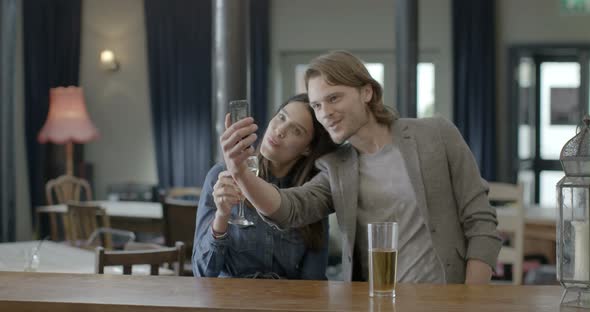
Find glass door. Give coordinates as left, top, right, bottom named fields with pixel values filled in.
left=511, top=46, right=590, bottom=208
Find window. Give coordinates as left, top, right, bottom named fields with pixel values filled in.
left=417, top=63, right=435, bottom=118
left=510, top=46, right=590, bottom=208
left=539, top=62, right=579, bottom=160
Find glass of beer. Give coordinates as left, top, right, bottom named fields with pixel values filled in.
left=368, top=222, right=398, bottom=298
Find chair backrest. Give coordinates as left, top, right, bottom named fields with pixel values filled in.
left=45, top=175, right=93, bottom=205
left=489, top=182, right=524, bottom=232
left=95, top=241, right=185, bottom=276
left=488, top=182, right=524, bottom=285
left=162, top=198, right=198, bottom=257
left=65, top=203, right=113, bottom=249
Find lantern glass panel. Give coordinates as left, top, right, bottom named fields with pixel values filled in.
left=558, top=177, right=590, bottom=288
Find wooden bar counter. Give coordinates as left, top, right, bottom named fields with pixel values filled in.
left=0, top=271, right=575, bottom=311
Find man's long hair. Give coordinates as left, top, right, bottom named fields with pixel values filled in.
left=304, top=50, right=398, bottom=126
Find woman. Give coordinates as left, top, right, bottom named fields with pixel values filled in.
left=193, top=93, right=338, bottom=279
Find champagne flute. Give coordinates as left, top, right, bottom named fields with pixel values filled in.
left=228, top=155, right=258, bottom=227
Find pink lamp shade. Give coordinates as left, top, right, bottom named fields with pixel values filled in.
left=37, top=87, right=99, bottom=144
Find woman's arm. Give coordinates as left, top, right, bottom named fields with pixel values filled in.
left=192, top=164, right=235, bottom=277
left=437, top=117, right=501, bottom=283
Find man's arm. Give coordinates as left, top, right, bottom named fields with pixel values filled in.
left=220, top=114, right=333, bottom=228
left=234, top=169, right=282, bottom=217
left=437, top=117, right=502, bottom=283
left=262, top=169, right=333, bottom=229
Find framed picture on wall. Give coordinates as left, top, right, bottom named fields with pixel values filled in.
left=550, top=87, right=578, bottom=125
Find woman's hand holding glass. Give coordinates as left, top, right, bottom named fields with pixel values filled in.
left=213, top=171, right=241, bottom=220
left=214, top=165, right=259, bottom=228
left=219, top=114, right=261, bottom=227
left=228, top=156, right=258, bottom=226
left=220, top=114, right=258, bottom=177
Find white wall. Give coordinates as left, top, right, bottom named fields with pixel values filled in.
left=496, top=0, right=590, bottom=181
left=76, top=0, right=453, bottom=201
left=75, top=0, right=590, bottom=196
left=498, top=0, right=590, bottom=43
left=80, top=0, right=157, bottom=200
left=269, top=0, right=453, bottom=119
left=77, top=0, right=453, bottom=199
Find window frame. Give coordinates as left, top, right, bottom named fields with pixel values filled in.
left=279, top=50, right=439, bottom=116
left=509, top=44, right=590, bottom=206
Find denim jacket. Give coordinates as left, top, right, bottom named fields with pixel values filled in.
left=192, top=163, right=329, bottom=279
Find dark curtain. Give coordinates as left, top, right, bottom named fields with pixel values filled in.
left=250, top=0, right=270, bottom=134
left=144, top=0, right=212, bottom=189
left=0, top=0, right=17, bottom=242
left=452, top=0, right=496, bottom=181
left=23, top=0, right=81, bottom=213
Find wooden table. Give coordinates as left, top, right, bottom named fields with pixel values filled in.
left=0, top=241, right=97, bottom=274
left=36, top=201, right=163, bottom=238
left=0, top=241, right=172, bottom=275
left=0, top=272, right=574, bottom=312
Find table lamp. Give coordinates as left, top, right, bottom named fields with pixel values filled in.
left=37, top=87, right=99, bottom=176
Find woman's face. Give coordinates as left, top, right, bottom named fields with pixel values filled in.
left=260, top=101, right=315, bottom=167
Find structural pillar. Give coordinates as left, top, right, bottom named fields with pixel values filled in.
left=212, top=0, right=250, bottom=162
left=395, top=0, right=418, bottom=118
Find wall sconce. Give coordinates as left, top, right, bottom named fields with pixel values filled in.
left=100, top=50, right=119, bottom=71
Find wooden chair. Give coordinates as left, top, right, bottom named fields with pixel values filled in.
left=95, top=241, right=185, bottom=276
left=44, top=175, right=93, bottom=240
left=489, top=182, right=524, bottom=285
left=65, top=203, right=113, bottom=250
left=64, top=203, right=135, bottom=250
left=162, top=198, right=198, bottom=275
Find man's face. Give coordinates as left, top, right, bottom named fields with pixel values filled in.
left=308, top=76, right=372, bottom=144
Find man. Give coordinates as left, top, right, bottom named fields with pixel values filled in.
left=220, top=50, right=501, bottom=284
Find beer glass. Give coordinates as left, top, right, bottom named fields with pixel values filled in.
left=368, top=222, right=398, bottom=297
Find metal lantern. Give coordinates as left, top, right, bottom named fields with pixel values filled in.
left=558, top=115, right=590, bottom=308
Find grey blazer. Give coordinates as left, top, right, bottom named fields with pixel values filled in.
left=266, top=117, right=502, bottom=283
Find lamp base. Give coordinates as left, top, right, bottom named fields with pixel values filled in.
left=561, top=286, right=590, bottom=309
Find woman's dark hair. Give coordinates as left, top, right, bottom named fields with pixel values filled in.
left=256, top=93, right=339, bottom=250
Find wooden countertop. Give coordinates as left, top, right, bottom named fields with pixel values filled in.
left=0, top=272, right=576, bottom=312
